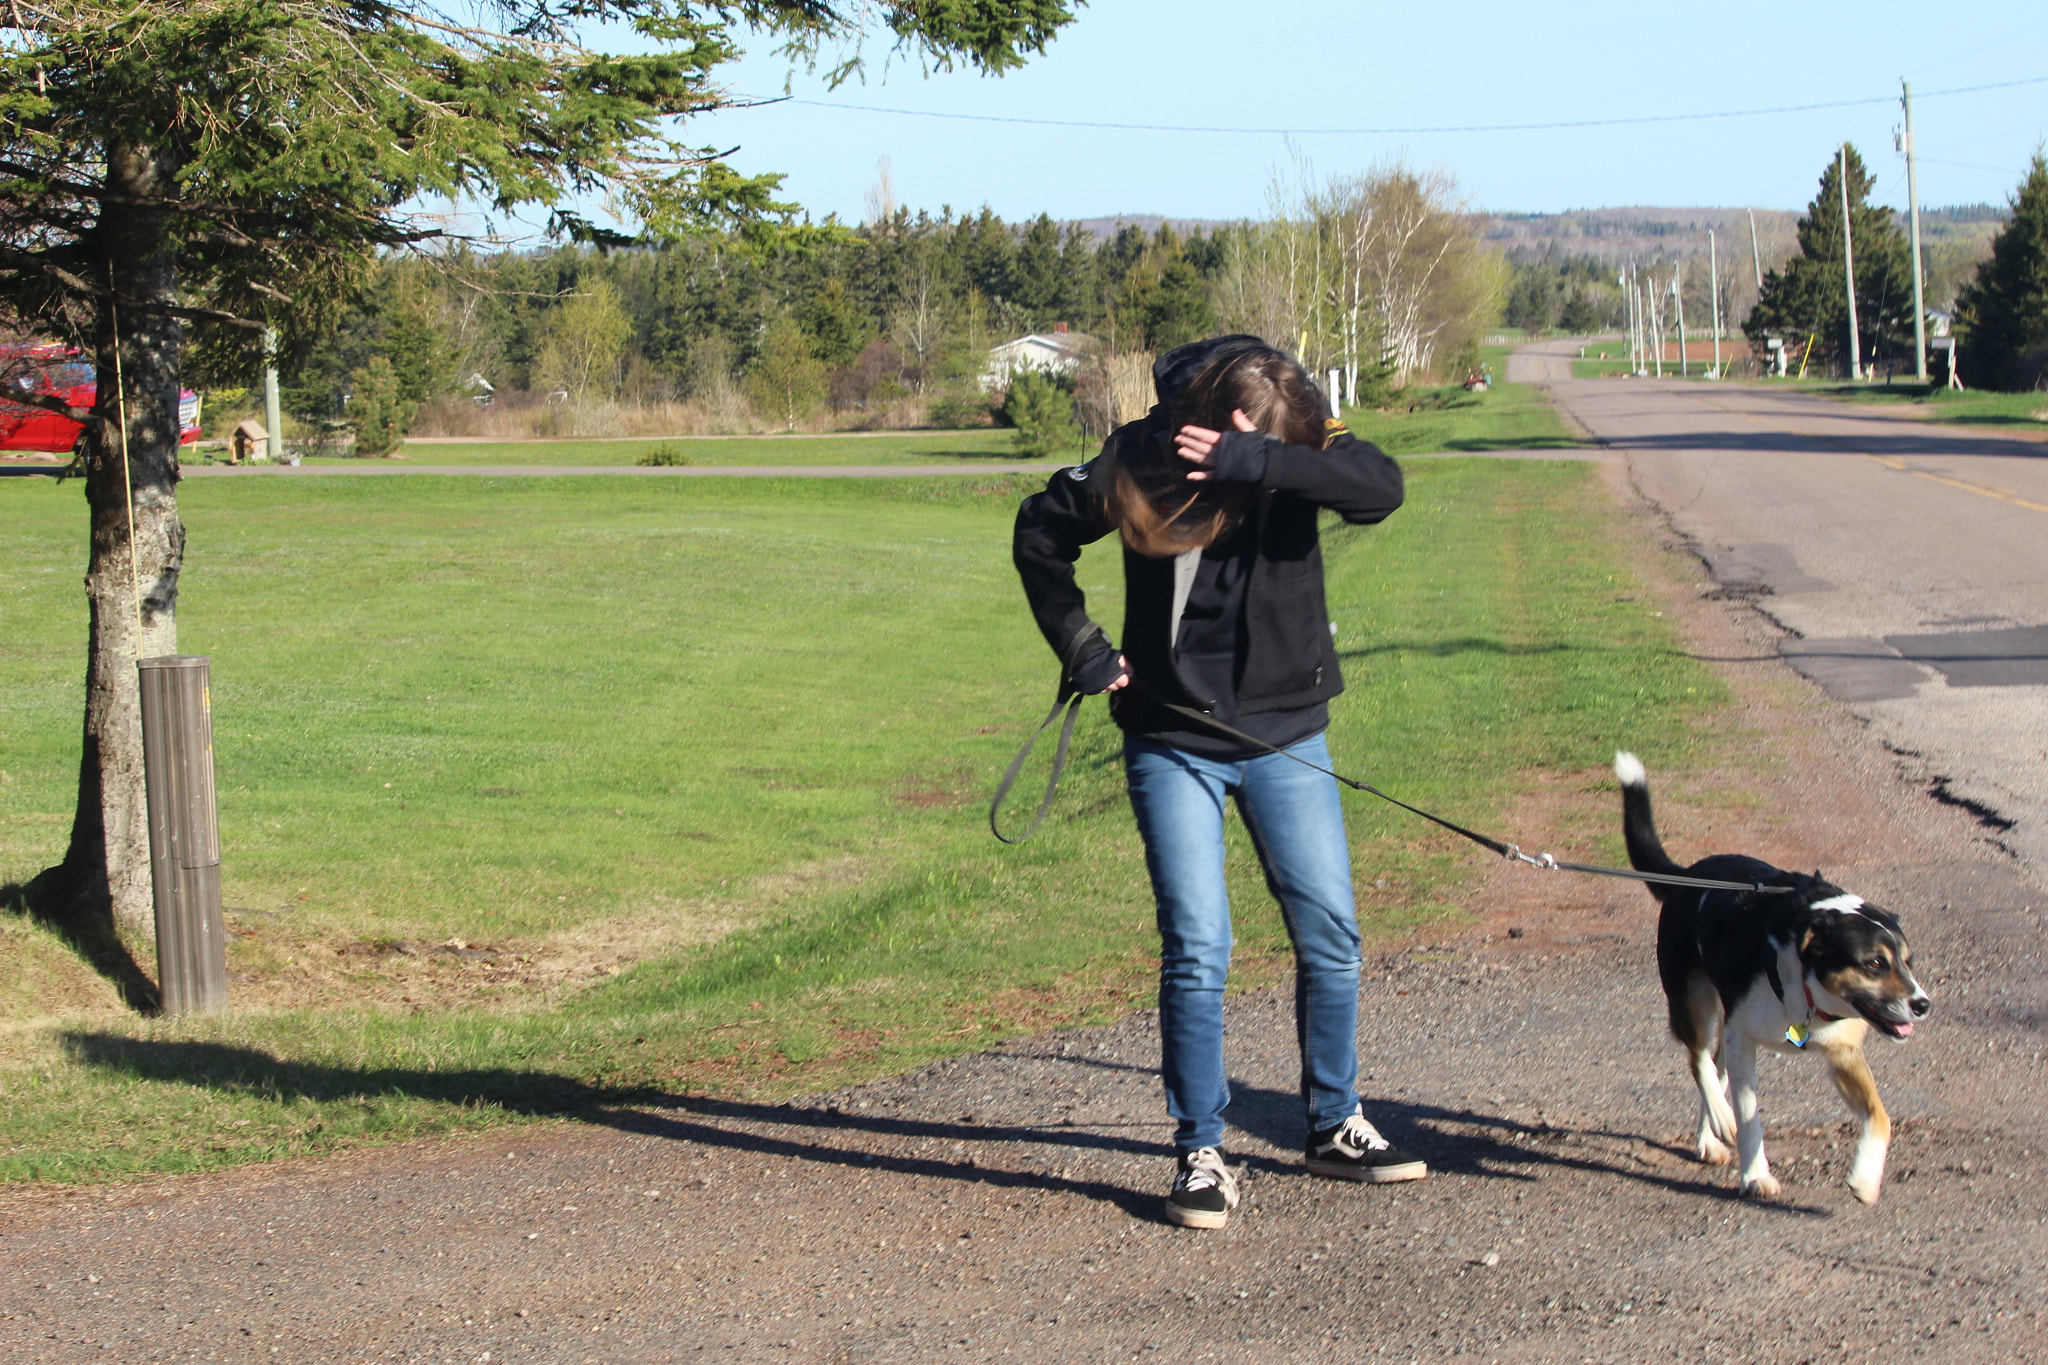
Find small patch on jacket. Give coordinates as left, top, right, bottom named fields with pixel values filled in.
left=1324, top=417, right=1349, bottom=437
left=1067, top=460, right=1092, bottom=481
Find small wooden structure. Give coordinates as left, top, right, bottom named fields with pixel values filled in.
left=229, top=417, right=268, bottom=464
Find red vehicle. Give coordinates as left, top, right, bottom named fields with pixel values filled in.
left=0, top=343, right=202, bottom=454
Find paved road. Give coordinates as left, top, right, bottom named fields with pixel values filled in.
left=1514, top=339, right=2048, bottom=876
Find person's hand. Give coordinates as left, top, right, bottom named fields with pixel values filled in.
left=1073, top=651, right=1131, bottom=694
left=1173, top=409, right=1260, bottom=480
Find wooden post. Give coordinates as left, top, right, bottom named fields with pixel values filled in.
left=137, top=655, right=227, bottom=1014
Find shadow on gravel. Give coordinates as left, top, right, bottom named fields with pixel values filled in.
left=1226, top=1077, right=1829, bottom=1215
left=59, top=1034, right=1171, bottom=1219
left=62, top=1035, right=1830, bottom=1217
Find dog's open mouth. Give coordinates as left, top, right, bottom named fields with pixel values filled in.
left=1863, top=1009, right=1915, bottom=1039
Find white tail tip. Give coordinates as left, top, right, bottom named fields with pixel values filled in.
left=1614, top=751, right=1646, bottom=787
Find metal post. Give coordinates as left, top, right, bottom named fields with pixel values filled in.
left=1709, top=231, right=1723, bottom=379
left=1903, top=79, right=1929, bottom=382
left=1648, top=280, right=1663, bottom=378
left=1673, top=267, right=1689, bottom=377
left=263, top=328, right=284, bottom=465
left=1748, top=209, right=1766, bottom=302
left=138, top=656, right=227, bottom=1014
left=1840, top=144, right=1862, bottom=380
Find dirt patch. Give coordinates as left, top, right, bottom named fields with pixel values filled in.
left=188, top=855, right=883, bottom=1017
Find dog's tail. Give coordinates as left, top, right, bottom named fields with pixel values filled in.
left=1614, top=751, right=1683, bottom=878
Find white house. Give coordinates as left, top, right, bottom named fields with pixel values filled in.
left=983, top=324, right=1095, bottom=392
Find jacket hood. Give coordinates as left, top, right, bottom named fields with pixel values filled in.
left=1151, top=334, right=1268, bottom=406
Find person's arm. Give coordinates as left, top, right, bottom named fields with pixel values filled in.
left=1012, top=465, right=1130, bottom=693
left=1175, top=412, right=1404, bottom=526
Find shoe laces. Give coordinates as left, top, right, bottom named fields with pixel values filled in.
left=1176, top=1147, right=1240, bottom=1208
left=1334, top=1113, right=1391, bottom=1154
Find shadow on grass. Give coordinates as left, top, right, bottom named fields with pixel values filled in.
left=56, top=1033, right=1825, bottom=1216
left=1338, top=638, right=1779, bottom=665
left=3, top=869, right=160, bottom=1013
left=1438, top=436, right=1588, bottom=452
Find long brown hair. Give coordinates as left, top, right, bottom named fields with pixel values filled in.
left=1110, top=344, right=1328, bottom=557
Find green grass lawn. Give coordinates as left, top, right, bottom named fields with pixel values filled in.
left=1339, top=349, right=1580, bottom=454
left=0, top=456, right=1718, bottom=1183
left=1793, top=380, right=2048, bottom=434
left=349, top=429, right=1052, bottom=467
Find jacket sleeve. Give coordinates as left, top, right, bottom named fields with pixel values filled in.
left=1221, top=429, right=1405, bottom=526
left=1013, top=463, right=1118, bottom=670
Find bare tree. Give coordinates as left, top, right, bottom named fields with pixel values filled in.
left=1219, top=157, right=1495, bottom=390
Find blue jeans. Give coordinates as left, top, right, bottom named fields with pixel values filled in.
left=1124, top=733, right=1363, bottom=1154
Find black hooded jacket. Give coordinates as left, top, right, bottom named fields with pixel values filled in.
left=1011, top=336, right=1405, bottom=737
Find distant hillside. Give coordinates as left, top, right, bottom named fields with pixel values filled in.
left=1480, top=207, right=1803, bottom=267
left=1067, top=204, right=2004, bottom=309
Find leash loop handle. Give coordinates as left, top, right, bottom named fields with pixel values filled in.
left=989, top=692, right=1085, bottom=845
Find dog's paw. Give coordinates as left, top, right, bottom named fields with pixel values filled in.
left=1696, top=1136, right=1733, bottom=1166
left=1847, top=1174, right=1882, bottom=1206
left=1741, top=1174, right=1781, bottom=1200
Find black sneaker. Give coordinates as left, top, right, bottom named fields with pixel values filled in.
left=1305, top=1112, right=1428, bottom=1183
left=1164, top=1146, right=1240, bottom=1229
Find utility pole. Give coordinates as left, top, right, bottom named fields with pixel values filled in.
left=1709, top=230, right=1724, bottom=379
left=1839, top=143, right=1863, bottom=381
left=1748, top=208, right=1765, bottom=300
left=1648, top=277, right=1664, bottom=378
left=1618, top=272, right=1631, bottom=372
left=262, top=328, right=283, bottom=464
left=1673, top=267, right=1689, bottom=378
left=1902, top=79, right=1929, bottom=382
left=1625, top=265, right=1641, bottom=374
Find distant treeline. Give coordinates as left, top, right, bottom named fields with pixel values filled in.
left=262, top=160, right=1505, bottom=444
left=277, top=212, right=1233, bottom=440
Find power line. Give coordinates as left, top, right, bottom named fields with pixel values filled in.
left=737, top=74, right=2048, bottom=138
left=1917, top=154, right=2034, bottom=178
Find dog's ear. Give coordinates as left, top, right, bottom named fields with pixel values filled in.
left=1799, top=926, right=1818, bottom=955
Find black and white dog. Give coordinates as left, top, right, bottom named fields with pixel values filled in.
left=1615, top=752, right=1931, bottom=1204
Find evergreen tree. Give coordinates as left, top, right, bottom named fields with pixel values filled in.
left=1002, top=369, right=1077, bottom=458
left=957, top=208, right=1016, bottom=304
left=0, top=0, right=1079, bottom=939
left=1956, top=151, right=2048, bottom=391
left=347, top=357, right=415, bottom=457
left=1143, top=260, right=1215, bottom=351
left=796, top=277, right=872, bottom=368
left=1745, top=145, right=1912, bottom=376
left=1008, top=214, right=1065, bottom=324
left=1558, top=290, right=1599, bottom=335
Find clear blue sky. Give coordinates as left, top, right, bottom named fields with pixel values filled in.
left=642, top=0, right=2046, bottom=224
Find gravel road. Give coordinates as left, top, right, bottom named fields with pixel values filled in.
left=5, top=436, right=2045, bottom=1365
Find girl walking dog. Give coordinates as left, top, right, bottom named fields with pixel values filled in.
left=1012, top=335, right=1421, bottom=1229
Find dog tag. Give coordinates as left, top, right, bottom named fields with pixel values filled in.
left=1784, top=1022, right=1810, bottom=1049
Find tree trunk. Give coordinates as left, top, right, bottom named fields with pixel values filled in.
left=52, top=142, right=186, bottom=940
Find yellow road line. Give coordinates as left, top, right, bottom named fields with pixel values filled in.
left=1699, top=395, right=2048, bottom=514
left=1890, top=464, right=2048, bottom=514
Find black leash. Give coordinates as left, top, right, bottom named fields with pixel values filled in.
left=988, top=690, right=1085, bottom=845
left=989, top=681, right=1796, bottom=896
